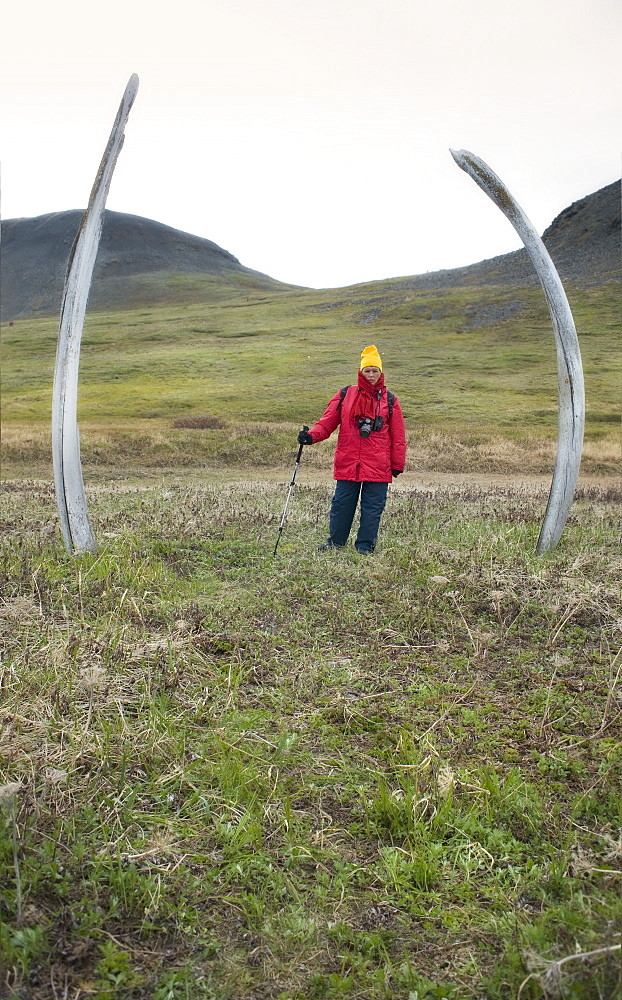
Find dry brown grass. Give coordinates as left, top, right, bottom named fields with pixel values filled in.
left=171, top=415, right=228, bottom=429
left=2, top=419, right=620, bottom=479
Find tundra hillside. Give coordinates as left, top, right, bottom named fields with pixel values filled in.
left=1, top=180, right=620, bottom=480
left=1, top=277, right=620, bottom=480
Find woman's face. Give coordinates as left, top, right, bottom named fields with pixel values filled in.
left=362, top=366, right=382, bottom=385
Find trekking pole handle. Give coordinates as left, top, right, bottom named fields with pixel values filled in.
left=289, top=425, right=308, bottom=488
left=294, top=425, right=309, bottom=466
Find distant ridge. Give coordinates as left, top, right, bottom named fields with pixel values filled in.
left=0, top=210, right=294, bottom=322
left=1, top=181, right=619, bottom=322
left=380, top=179, right=620, bottom=295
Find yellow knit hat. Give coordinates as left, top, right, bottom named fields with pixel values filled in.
left=360, top=345, right=382, bottom=371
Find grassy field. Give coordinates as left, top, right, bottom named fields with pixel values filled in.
left=0, top=476, right=621, bottom=999
left=1, top=273, right=620, bottom=997
left=1, top=276, right=620, bottom=479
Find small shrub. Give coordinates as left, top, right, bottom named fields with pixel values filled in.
left=171, top=415, right=227, bottom=429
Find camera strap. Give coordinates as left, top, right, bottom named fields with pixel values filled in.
left=337, top=386, right=395, bottom=420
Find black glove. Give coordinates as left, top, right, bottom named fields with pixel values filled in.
left=298, top=429, right=313, bottom=445
left=392, top=469, right=403, bottom=477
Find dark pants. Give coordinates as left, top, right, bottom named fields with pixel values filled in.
left=326, top=480, right=388, bottom=553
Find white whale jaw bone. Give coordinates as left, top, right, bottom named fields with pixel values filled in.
left=52, top=74, right=139, bottom=554
left=450, top=148, right=585, bottom=554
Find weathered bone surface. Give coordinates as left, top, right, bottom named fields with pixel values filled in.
left=52, top=74, right=139, bottom=554
left=450, top=149, right=585, bottom=553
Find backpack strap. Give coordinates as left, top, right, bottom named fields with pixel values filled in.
left=337, top=386, right=350, bottom=410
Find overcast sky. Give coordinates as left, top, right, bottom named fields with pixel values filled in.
left=2, top=0, right=620, bottom=288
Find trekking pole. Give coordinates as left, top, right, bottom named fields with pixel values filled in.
left=273, top=426, right=309, bottom=556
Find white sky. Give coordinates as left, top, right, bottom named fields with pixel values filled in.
left=2, top=0, right=620, bottom=289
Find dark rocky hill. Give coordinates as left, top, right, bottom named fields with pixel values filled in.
left=382, top=179, right=620, bottom=295
left=1, top=181, right=619, bottom=322
left=0, top=210, right=293, bottom=322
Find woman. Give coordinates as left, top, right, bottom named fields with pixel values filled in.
left=298, top=345, right=406, bottom=553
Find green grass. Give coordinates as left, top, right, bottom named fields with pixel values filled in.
left=2, top=276, right=619, bottom=480
left=1, top=277, right=619, bottom=438
left=1, top=478, right=621, bottom=998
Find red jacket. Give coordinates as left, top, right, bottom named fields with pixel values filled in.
left=309, top=381, right=407, bottom=483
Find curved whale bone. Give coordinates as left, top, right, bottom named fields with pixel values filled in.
left=52, top=74, right=139, bottom=554
left=450, top=148, right=585, bottom=554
